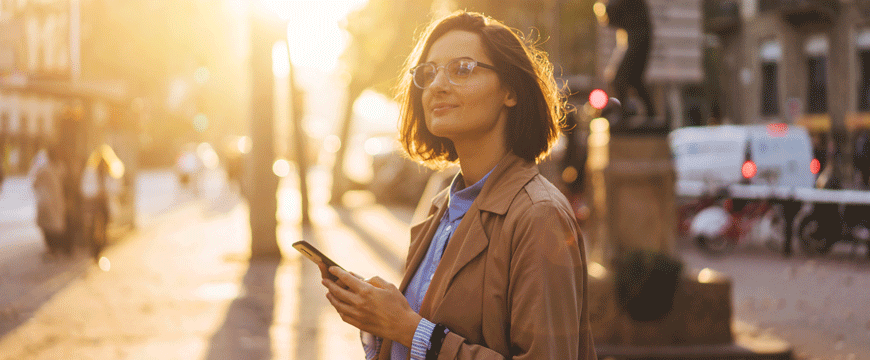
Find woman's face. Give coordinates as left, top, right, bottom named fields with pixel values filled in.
left=421, top=30, right=516, bottom=145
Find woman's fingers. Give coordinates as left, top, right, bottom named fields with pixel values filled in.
left=348, top=271, right=364, bottom=280
left=325, top=292, right=363, bottom=328
left=322, top=277, right=362, bottom=305
left=329, top=266, right=368, bottom=292
left=365, top=276, right=391, bottom=289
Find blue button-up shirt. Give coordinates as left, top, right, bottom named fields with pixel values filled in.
left=363, top=169, right=491, bottom=360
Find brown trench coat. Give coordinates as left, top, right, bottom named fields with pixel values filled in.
left=377, top=153, right=596, bottom=359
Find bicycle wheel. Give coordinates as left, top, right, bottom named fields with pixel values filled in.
left=798, top=214, right=835, bottom=256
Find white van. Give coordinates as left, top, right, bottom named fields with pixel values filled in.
left=670, top=124, right=816, bottom=196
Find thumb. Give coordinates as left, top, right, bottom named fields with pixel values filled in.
left=365, top=276, right=391, bottom=289
left=348, top=271, right=365, bottom=280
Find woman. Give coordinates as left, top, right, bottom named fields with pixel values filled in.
left=321, top=11, right=596, bottom=359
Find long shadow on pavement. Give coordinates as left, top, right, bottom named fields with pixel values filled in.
left=0, top=250, right=89, bottom=338
left=292, top=226, right=328, bottom=360
left=203, top=259, right=279, bottom=360
left=334, top=207, right=404, bottom=273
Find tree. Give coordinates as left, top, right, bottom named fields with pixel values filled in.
left=80, top=0, right=249, bottom=166
left=452, top=0, right=597, bottom=78
left=331, top=0, right=434, bottom=203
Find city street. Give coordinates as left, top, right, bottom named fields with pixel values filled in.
left=0, top=169, right=203, bottom=336
left=2, top=167, right=870, bottom=359
left=0, top=167, right=413, bottom=359
left=679, top=239, right=870, bottom=359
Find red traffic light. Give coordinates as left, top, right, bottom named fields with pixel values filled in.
left=589, top=89, right=608, bottom=110
left=742, top=160, right=757, bottom=179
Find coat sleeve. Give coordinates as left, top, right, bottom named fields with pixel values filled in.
left=436, top=201, right=586, bottom=359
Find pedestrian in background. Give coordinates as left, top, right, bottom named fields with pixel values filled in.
left=319, top=11, right=596, bottom=359
left=32, top=144, right=69, bottom=256
left=0, top=136, right=6, bottom=195
left=853, top=129, right=870, bottom=188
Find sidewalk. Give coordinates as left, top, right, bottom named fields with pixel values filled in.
left=0, top=178, right=799, bottom=359
left=0, top=188, right=415, bottom=360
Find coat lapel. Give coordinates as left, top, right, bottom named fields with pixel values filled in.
left=419, top=154, right=539, bottom=319
left=381, top=190, right=448, bottom=360
left=400, top=188, right=448, bottom=293
left=418, top=202, right=489, bottom=318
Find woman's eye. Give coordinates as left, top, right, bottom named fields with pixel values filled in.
left=454, top=63, right=474, bottom=76
left=422, top=70, right=436, bottom=81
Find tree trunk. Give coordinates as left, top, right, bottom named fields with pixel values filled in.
left=248, top=12, right=281, bottom=259
left=289, top=61, right=311, bottom=228
left=329, top=83, right=364, bottom=205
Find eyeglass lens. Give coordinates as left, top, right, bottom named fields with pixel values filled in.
left=413, top=59, right=477, bottom=89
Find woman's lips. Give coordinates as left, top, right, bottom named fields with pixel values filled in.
left=431, top=103, right=458, bottom=115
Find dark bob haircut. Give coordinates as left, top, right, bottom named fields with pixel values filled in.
left=396, top=11, right=568, bottom=169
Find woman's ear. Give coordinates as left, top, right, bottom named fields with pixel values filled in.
left=503, top=87, right=517, bottom=108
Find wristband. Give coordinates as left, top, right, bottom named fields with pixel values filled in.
left=425, top=323, right=448, bottom=360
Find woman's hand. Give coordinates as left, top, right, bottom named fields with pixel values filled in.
left=321, top=266, right=422, bottom=348
left=316, top=263, right=361, bottom=289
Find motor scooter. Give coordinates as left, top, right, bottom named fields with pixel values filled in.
left=690, top=195, right=783, bottom=256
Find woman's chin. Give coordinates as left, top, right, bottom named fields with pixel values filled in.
left=426, top=121, right=458, bottom=139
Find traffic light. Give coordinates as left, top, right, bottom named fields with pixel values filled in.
left=589, top=89, right=608, bottom=110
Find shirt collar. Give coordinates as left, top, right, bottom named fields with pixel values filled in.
left=445, top=167, right=493, bottom=223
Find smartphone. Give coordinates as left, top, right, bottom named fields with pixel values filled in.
left=292, top=240, right=344, bottom=281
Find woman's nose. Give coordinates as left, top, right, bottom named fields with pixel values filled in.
left=428, top=68, right=451, bottom=91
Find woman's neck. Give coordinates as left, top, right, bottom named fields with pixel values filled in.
left=454, top=137, right=507, bottom=188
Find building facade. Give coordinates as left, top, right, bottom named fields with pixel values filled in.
left=0, top=0, right=77, bottom=173
left=709, top=0, right=870, bottom=132
left=703, top=0, right=870, bottom=183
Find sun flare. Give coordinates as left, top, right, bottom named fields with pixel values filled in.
left=260, top=0, right=368, bottom=72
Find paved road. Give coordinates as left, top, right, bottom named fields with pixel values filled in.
left=679, top=240, right=870, bottom=360
left=0, top=165, right=415, bottom=359
left=0, top=168, right=219, bottom=335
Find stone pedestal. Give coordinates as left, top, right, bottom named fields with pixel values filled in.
left=588, top=268, right=732, bottom=346
left=605, top=135, right=677, bottom=257
left=584, top=133, right=792, bottom=358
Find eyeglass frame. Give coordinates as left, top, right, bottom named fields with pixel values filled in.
left=410, top=58, right=499, bottom=89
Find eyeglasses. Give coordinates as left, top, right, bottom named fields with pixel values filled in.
left=410, top=58, right=498, bottom=89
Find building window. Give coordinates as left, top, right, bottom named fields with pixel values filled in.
left=761, top=63, right=779, bottom=116
left=806, top=56, right=828, bottom=113
left=857, top=30, right=870, bottom=112
left=805, top=34, right=829, bottom=114
left=760, top=40, right=781, bottom=116
left=860, top=50, right=870, bottom=111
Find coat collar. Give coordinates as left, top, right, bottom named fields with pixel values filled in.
left=431, top=152, right=538, bottom=215
left=384, top=153, right=539, bottom=359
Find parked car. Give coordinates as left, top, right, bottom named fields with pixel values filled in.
left=361, top=135, right=433, bottom=205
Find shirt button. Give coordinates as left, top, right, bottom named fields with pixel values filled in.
left=446, top=225, right=452, bottom=231
left=429, top=274, right=434, bottom=281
